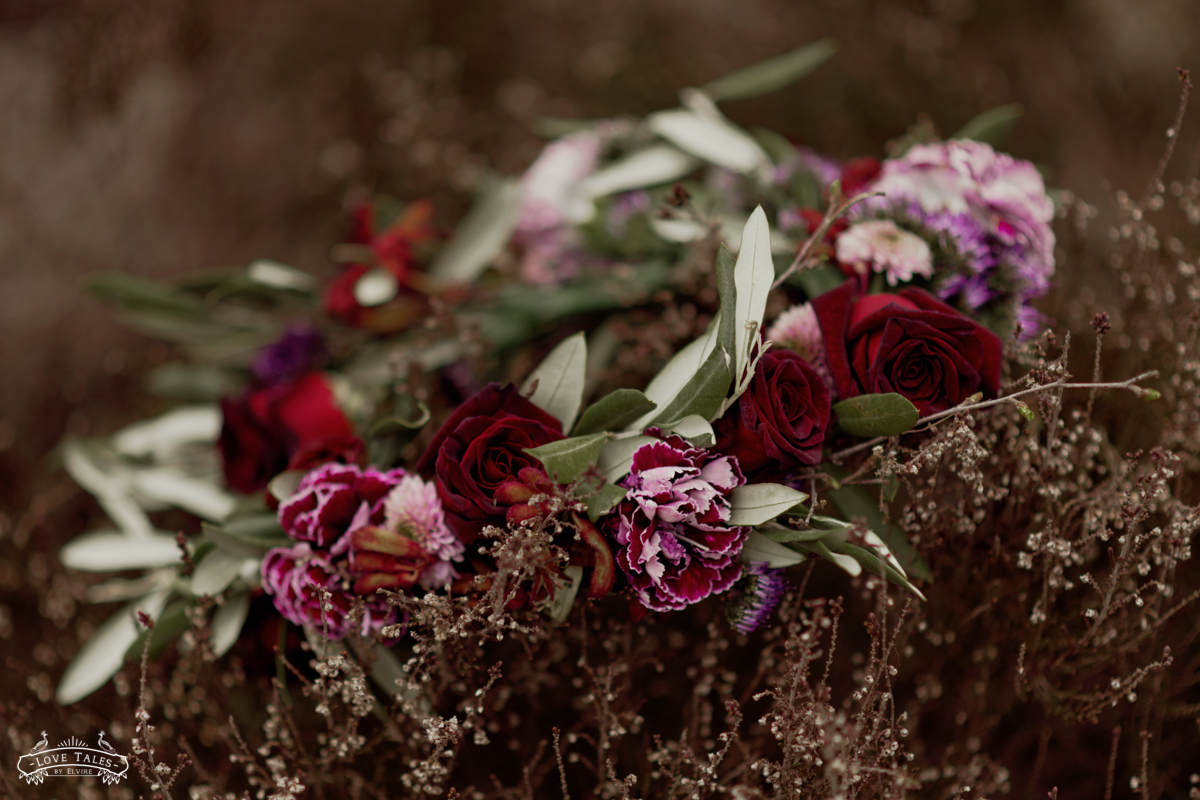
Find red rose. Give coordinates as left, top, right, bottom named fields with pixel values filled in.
left=219, top=372, right=356, bottom=494
left=713, top=348, right=831, bottom=477
left=811, top=280, right=1003, bottom=415
left=417, top=383, right=564, bottom=543
left=840, top=156, right=882, bottom=196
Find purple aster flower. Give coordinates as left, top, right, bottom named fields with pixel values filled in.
left=795, top=146, right=842, bottom=189
left=605, top=434, right=749, bottom=613
left=937, top=273, right=993, bottom=311
left=252, top=326, right=326, bottom=386
left=871, top=140, right=1055, bottom=298
left=727, top=562, right=787, bottom=634
left=261, top=543, right=395, bottom=639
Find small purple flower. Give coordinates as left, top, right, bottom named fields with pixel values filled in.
left=605, top=435, right=749, bottom=613
left=252, top=327, right=327, bottom=386
left=727, top=562, right=787, bottom=634
left=261, top=543, right=395, bottom=638
left=606, top=190, right=651, bottom=239
left=937, top=273, right=993, bottom=311
left=795, top=146, right=842, bottom=189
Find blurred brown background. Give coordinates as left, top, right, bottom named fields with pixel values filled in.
left=1, top=0, right=1197, bottom=545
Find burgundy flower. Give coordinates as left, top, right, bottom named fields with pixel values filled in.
left=605, top=435, right=748, bottom=613
left=811, top=280, right=1003, bottom=415
left=714, top=348, right=831, bottom=477
left=219, top=372, right=356, bottom=495
left=278, top=463, right=405, bottom=549
left=417, top=383, right=565, bottom=543
left=324, top=199, right=436, bottom=334
left=261, top=543, right=394, bottom=639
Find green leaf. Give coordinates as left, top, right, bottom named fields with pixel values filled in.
left=953, top=103, right=1024, bottom=145
left=203, top=515, right=289, bottom=558
left=597, top=435, right=657, bottom=483
left=132, top=468, right=236, bottom=522
left=701, top=39, right=838, bottom=102
left=190, top=548, right=249, bottom=596
left=629, top=313, right=724, bottom=431
left=728, top=484, right=810, bottom=526
left=246, top=259, right=318, bottom=292
left=823, top=470, right=931, bottom=582
left=369, top=402, right=433, bottom=436
left=112, top=405, right=221, bottom=458
left=578, top=145, right=699, bottom=198
left=61, top=531, right=184, bottom=572
left=145, top=364, right=238, bottom=401
left=549, top=565, right=584, bottom=623
left=832, top=393, right=920, bottom=438
left=85, top=273, right=208, bottom=317
left=739, top=530, right=807, bottom=568
left=758, top=523, right=848, bottom=544
left=521, top=332, right=588, bottom=432
left=650, top=344, right=732, bottom=425
left=211, top=591, right=251, bottom=658
left=752, top=127, right=800, bottom=165
left=524, top=432, right=611, bottom=485
left=572, top=389, right=658, bottom=436
left=647, top=109, right=769, bottom=174
left=57, top=589, right=170, bottom=704
left=533, top=116, right=599, bottom=138
left=126, top=600, right=192, bottom=661
left=729, top=206, right=775, bottom=401
left=794, top=539, right=863, bottom=576
left=660, top=415, right=715, bottom=448
left=586, top=483, right=627, bottom=522
left=831, top=542, right=927, bottom=601
left=714, top=243, right=739, bottom=365
left=428, top=177, right=523, bottom=284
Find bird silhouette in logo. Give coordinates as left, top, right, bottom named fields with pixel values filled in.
left=97, top=731, right=117, bottom=754
left=30, top=732, right=49, bottom=754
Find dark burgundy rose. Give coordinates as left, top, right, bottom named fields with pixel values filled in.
left=713, top=348, right=831, bottom=476
left=840, top=156, right=882, bottom=196
left=219, top=372, right=356, bottom=494
left=811, top=280, right=1003, bottom=415
left=417, top=383, right=564, bottom=543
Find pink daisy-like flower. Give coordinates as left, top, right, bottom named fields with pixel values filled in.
left=836, top=219, right=933, bottom=286
left=605, top=434, right=749, bottom=613
left=767, top=303, right=824, bottom=363
left=382, top=474, right=463, bottom=589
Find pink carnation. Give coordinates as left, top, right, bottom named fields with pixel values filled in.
left=261, top=543, right=395, bottom=639
left=278, top=463, right=405, bottom=549
left=605, top=435, right=749, bottom=613
left=836, top=219, right=933, bottom=286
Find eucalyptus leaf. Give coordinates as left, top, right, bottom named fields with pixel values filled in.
left=113, top=405, right=222, bottom=458
left=798, top=539, right=863, bottom=576
left=203, top=516, right=290, bottom=558
left=586, top=483, right=627, bottom=522
left=57, top=589, right=170, bottom=704
left=578, top=145, right=699, bottom=198
left=132, top=468, right=236, bottom=522
left=428, top=177, right=523, bottom=284
left=660, top=415, right=715, bottom=448
left=832, top=393, right=920, bottom=438
left=628, top=315, right=724, bottom=431
left=246, top=259, right=318, bottom=292
left=85, top=273, right=207, bottom=317
left=728, top=483, right=810, bottom=526
left=597, top=435, right=656, bottom=483
left=740, top=530, right=807, bottom=568
left=953, top=103, right=1023, bottom=145
left=824, top=472, right=931, bottom=582
left=549, top=565, right=584, bottom=623
left=211, top=591, right=251, bottom=658
left=650, top=344, right=731, bottom=426
left=728, top=207, right=775, bottom=404
left=701, top=39, right=838, bottom=102
left=572, top=389, right=658, bottom=436
left=831, top=541, right=927, bottom=601
left=521, top=332, right=588, bottom=432
left=61, top=531, right=183, bottom=572
left=191, top=548, right=248, bottom=596
left=647, top=109, right=770, bottom=174
left=524, top=432, right=611, bottom=485
left=757, top=524, right=841, bottom=544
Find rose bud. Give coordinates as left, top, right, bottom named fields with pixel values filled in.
left=346, top=525, right=435, bottom=595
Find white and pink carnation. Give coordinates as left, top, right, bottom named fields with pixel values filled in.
left=835, top=219, right=933, bottom=286
left=605, top=435, right=749, bottom=613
